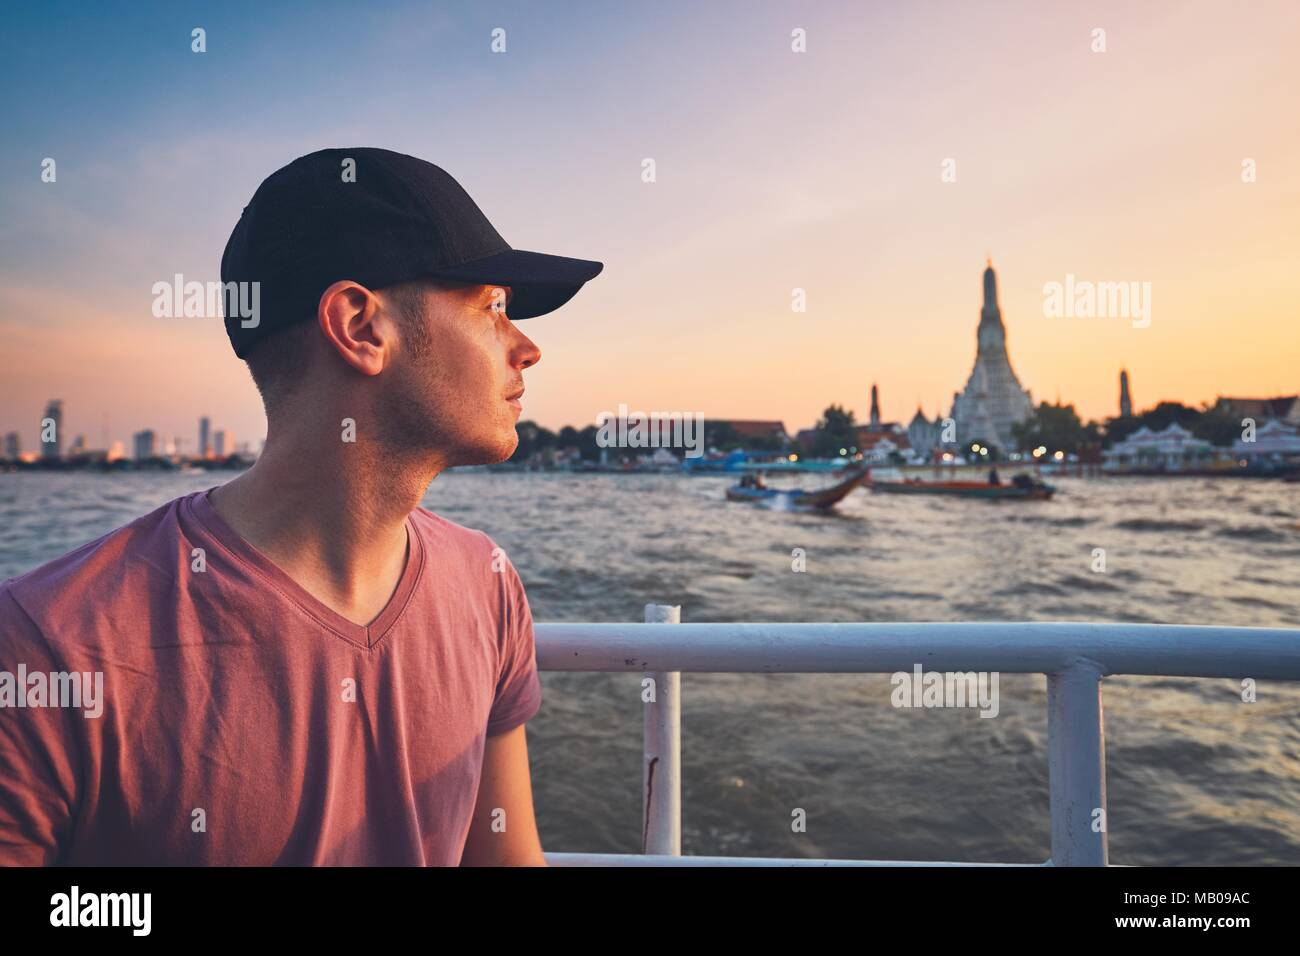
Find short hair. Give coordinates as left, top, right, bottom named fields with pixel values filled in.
left=242, top=279, right=439, bottom=413
left=242, top=318, right=318, bottom=414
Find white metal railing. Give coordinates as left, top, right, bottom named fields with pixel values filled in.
left=537, top=607, right=1300, bottom=867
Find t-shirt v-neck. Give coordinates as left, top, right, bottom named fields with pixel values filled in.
left=1, top=488, right=545, bottom=864
left=186, top=486, right=425, bottom=650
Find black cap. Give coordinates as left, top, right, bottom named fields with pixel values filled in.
left=220, top=147, right=603, bottom=358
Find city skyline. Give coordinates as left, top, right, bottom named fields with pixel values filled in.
left=3, top=2, right=1298, bottom=448
left=9, top=353, right=1293, bottom=464
left=3, top=405, right=250, bottom=462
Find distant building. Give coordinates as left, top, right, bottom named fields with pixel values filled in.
left=69, top=435, right=87, bottom=455
left=706, top=418, right=789, bottom=447
left=214, top=430, right=232, bottom=457
left=855, top=384, right=910, bottom=457
left=1233, top=419, right=1300, bottom=465
left=907, top=408, right=943, bottom=460
left=41, top=399, right=63, bottom=459
left=133, top=429, right=158, bottom=460
left=1119, top=369, right=1133, bottom=418
left=199, top=416, right=211, bottom=459
left=856, top=429, right=909, bottom=461
left=861, top=436, right=901, bottom=463
left=4, top=432, right=20, bottom=460
left=1103, top=423, right=1214, bottom=473
left=793, top=425, right=910, bottom=459
left=791, top=410, right=911, bottom=457
left=642, top=447, right=680, bottom=471
left=1217, top=395, right=1300, bottom=428
left=949, top=262, right=1034, bottom=454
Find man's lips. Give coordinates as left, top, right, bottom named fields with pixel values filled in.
left=506, top=387, right=524, bottom=409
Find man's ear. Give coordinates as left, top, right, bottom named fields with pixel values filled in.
left=316, top=280, right=392, bottom=376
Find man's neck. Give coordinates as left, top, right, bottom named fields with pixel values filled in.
left=207, top=434, right=440, bottom=628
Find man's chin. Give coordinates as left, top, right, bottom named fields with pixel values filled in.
left=452, top=432, right=518, bottom=468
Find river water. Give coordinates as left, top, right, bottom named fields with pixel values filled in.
left=2, top=470, right=1297, bottom=864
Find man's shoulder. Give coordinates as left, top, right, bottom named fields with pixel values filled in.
left=408, top=506, right=518, bottom=579
left=2, top=493, right=195, bottom=645
left=409, top=506, right=496, bottom=554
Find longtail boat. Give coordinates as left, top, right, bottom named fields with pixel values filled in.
left=865, top=474, right=1055, bottom=500
left=725, top=467, right=867, bottom=509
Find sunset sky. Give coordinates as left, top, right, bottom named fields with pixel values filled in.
left=2, top=0, right=1298, bottom=453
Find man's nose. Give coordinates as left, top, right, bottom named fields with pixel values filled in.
left=513, top=328, right=541, bottom=369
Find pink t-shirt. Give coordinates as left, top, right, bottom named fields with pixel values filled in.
left=0, top=487, right=542, bottom=865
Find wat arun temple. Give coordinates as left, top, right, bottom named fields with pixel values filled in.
left=946, top=260, right=1034, bottom=453
left=844, top=260, right=1037, bottom=462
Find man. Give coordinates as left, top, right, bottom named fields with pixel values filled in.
left=0, top=147, right=602, bottom=865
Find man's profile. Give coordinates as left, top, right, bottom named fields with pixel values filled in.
left=0, top=147, right=603, bottom=865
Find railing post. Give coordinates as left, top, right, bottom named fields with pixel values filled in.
left=642, top=603, right=681, bottom=856
left=1047, top=662, right=1108, bottom=866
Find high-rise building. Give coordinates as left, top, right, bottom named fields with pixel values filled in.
left=199, top=416, right=211, bottom=459
left=41, top=399, right=63, bottom=459
left=1119, top=368, right=1133, bottom=418
left=133, top=429, right=158, bottom=460
left=214, top=429, right=232, bottom=457
left=3, top=432, right=20, bottom=460
left=949, top=261, right=1034, bottom=453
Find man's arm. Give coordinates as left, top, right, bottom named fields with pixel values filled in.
left=459, top=723, right=547, bottom=866
left=0, top=587, right=79, bottom=866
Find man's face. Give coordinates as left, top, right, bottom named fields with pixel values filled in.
left=378, top=280, right=539, bottom=467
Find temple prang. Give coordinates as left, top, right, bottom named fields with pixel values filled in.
left=948, top=261, right=1034, bottom=453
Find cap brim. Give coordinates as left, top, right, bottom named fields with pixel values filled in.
left=425, top=248, right=603, bottom=319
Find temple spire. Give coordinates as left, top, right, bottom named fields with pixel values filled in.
left=869, top=382, right=881, bottom=427
left=978, top=258, right=1005, bottom=352
left=953, top=260, right=1033, bottom=454
left=983, top=258, right=998, bottom=310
